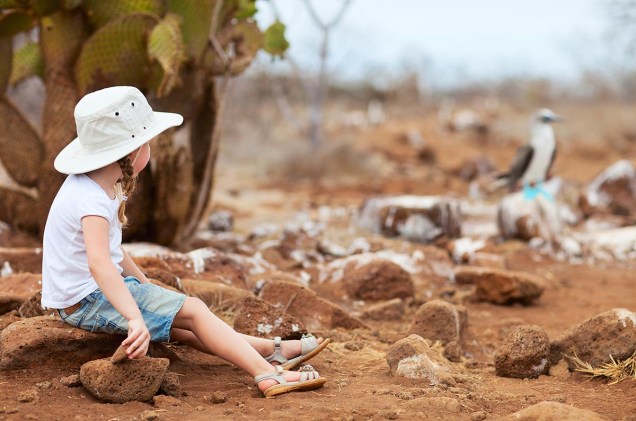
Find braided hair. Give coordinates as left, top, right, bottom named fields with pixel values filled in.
left=115, top=155, right=137, bottom=227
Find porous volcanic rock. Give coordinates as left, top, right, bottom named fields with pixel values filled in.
left=358, top=195, right=462, bottom=242
left=233, top=296, right=306, bottom=339
left=500, top=401, right=608, bottom=421
left=409, top=299, right=468, bottom=345
left=453, top=266, right=544, bottom=305
left=494, top=325, right=550, bottom=379
left=386, top=334, right=456, bottom=385
left=80, top=357, right=169, bottom=403
left=0, top=316, right=177, bottom=370
left=18, top=291, right=53, bottom=318
left=360, top=298, right=405, bottom=321
left=549, top=308, right=636, bottom=369
left=316, top=254, right=414, bottom=302
left=180, top=278, right=253, bottom=311
left=579, top=159, right=636, bottom=217
left=259, top=280, right=367, bottom=331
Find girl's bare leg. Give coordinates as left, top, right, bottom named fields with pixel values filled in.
left=170, top=297, right=305, bottom=391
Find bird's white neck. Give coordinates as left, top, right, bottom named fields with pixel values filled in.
left=530, top=123, right=555, bottom=148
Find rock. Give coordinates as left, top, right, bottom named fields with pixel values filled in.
left=548, top=359, right=571, bottom=380
left=360, top=298, right=405, bottom=321
left=549, top=308, right=636, bottom=369
left=189, top=231, right=243, bottom=253
left=494, top=325, right=550, bottom=379
left=247, top=270, right=305, bottom=294
left=497, top=185, right=576, bottom=241
left=233, top=296, right=306, bottom=339
left=386, top=334, right=456, bottom=385
left=358, top=195, right=462, bottom=242
left=207, top=391, right=227, bottom=404
left=316, top=254, right=414, bottom=302
left=0, top=310, right=20, bottom=331
left=111, top=345, right=128, bottom=364
left=18, top=291, right=53, bottom=318
left=259, top=280, right=367, bottom=331
left=152, top=394, right=185, bottom=408
left=207, top=210, right=234, bottom=232
left=409, top=300, right=468, bottom=345
left=580, top=160, right=636, bottom=217
left=0, top=247, right=42, bottom=274
left=0, top=273, right=41, bottom=314
left=471, top=410, right=487, bottom=421
left=80, top=357, right=169, bottom=403
left=500, top=401, right=608, bottom=421
left=443, top=341, right=463, bottom=362
left=181, top=278, right=253, bottom=311
left=17, top=389, right=38, bottom=403
left=159, top=371, right=180, bottom=397
left=453, top=266, right=544, bottom=305
left=0, top=316, right=177, bottom=370
left=60, top=374, right=81, bottom=387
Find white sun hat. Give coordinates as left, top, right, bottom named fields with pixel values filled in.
left=54, top=86, right=183, bottom=175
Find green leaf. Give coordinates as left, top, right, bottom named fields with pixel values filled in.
left=234, top=0, right=257, bottom=20
left=82, top=0, right=165, bottom=29
left=148, top=12, right=186, bottom=96
left=0, top=11, right=34, bottom=38
left=75, top=13, right=158, bottom=94
left=10, top=42, right=43, bottom=85
left=263, top=20, right=288, bottom=57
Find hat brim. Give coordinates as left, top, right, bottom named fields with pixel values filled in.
left=54, top=111, right=183, bottom=175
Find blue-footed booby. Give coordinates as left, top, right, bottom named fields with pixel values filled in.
left=499, top=108, right=562, bottom=199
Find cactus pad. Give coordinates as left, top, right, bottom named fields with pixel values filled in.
left=75, top=13, right=159, bottom=94
left=148, top=12, right=185, bottom=97
left=82, top=0, right=165, bottom=29
left=10, top=42, right=44, bottom=85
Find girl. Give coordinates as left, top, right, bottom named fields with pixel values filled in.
left=41, top=86, right=329, bottom=398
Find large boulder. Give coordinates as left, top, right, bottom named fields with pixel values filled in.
left=0, top=316, right=177, bottom=370
left=579, top=160, right=636, bottom=217
left=549, top=308, right=636, bottom=369
left=0, top=273, right=42, bottom=314
left=315, top=254, right=414, bottom=302
left=454, top=266, right=544, bottom=305
left=494, top=325, right=550, bottom=379
left=358, top=195, right=462, bottom=242
left=258, top=280, right=367, bottom=331
left=80, top=357, right=169, bottom=403
left=233, top=296, right=306, bottom=339
left=180, top=278, right=253, bottom=311
left=409, top=299, right=467, bottom=345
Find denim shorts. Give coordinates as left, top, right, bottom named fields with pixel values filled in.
left=58, top=277, right=187, bottom=342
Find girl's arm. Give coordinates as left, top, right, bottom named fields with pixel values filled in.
left=120, top=246, right=151, bottom=284
left=83, top=215, right=150, bottom=359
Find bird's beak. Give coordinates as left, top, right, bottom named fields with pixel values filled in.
left=550, top=114, right=564, bottom=122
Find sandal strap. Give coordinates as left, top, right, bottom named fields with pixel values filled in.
left=264, top=337, right=288, bottom=364
left=255, top=365, right=286, bottom=385
left=300, top=333, right=318, bottom=355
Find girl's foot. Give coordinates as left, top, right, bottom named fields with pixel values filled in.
left=264, top=334, right=330, bottom=370
left=264, top=337, right=324, bottom=361
left=255, top=364, right=325, bottom=397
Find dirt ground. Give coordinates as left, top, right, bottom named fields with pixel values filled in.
left=1, top=101, right=636, bottom=420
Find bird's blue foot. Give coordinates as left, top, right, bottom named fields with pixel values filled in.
left=523, top=181, right=554, bottom=202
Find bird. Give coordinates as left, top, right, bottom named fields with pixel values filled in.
left=493, top=108, right=563, bottom=200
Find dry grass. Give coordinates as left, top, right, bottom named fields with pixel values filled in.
left=566, top=351, right=636, bottom=384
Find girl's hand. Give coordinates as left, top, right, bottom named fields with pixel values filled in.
left=122, top=317, right=150, bottom=359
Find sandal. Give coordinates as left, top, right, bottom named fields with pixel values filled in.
left=265, top=334, right=331, bottom=370
left=255, top=364, right=326, bottom=398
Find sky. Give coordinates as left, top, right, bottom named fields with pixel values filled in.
left=255, top=0, right=614, bottom=88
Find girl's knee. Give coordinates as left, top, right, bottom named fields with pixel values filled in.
left=180, top=297, right=208, bottom=317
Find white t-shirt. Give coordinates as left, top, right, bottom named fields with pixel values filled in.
left=41, top=174, right=124, bottom=308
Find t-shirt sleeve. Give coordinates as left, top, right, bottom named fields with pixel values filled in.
left=77, top=194, right=113, bottom=221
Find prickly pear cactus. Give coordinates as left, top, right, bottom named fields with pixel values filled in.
left=0, top=0, right=289, bottom=246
